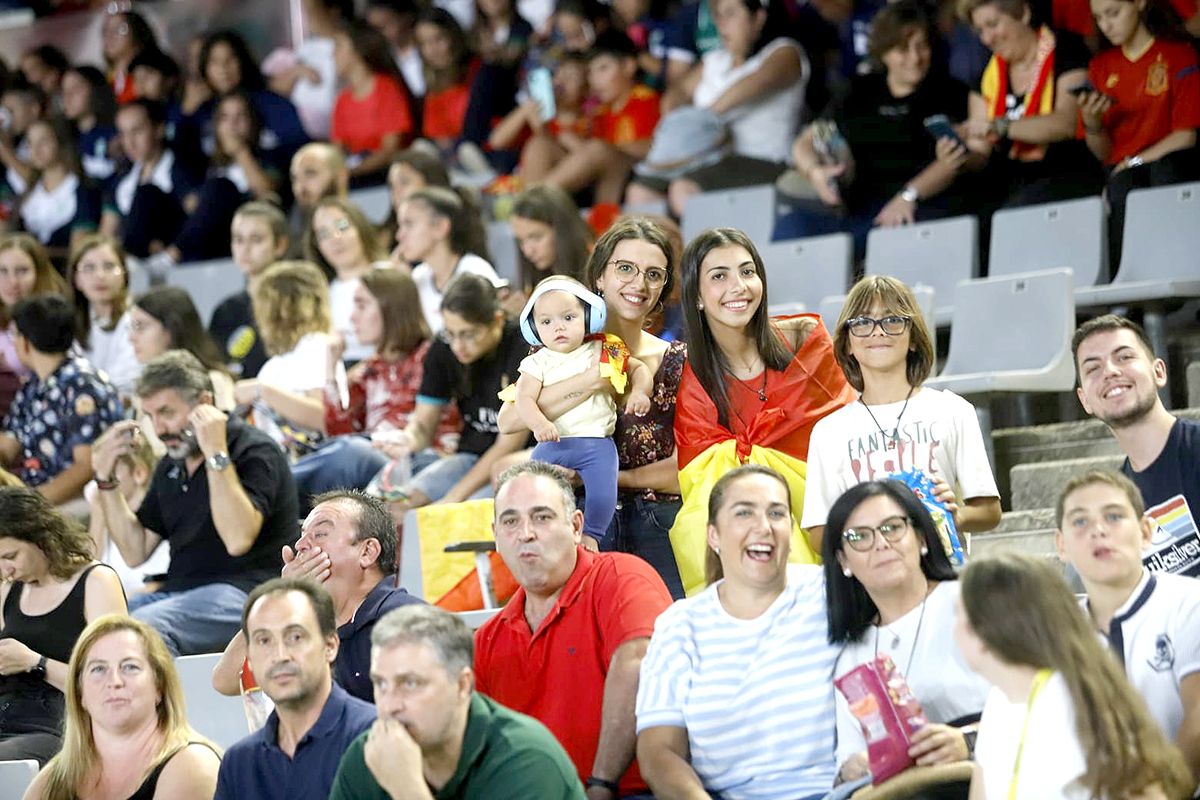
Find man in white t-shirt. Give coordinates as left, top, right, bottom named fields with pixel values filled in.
left=1056, top=469, right=1200, bottom=784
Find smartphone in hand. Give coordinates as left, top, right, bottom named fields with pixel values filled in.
left=526, top=67, right=556, bottom=123
left=923, top=114, right=964, bottom=147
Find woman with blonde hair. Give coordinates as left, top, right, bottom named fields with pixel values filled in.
left=67, top=234, right=141, bottom=397
left=801, top=275, right=1001, bottom=551
left=0, top=487, right=127, bottom=765
left=23, top=614, right=221, bottom=800
left=237, top=260, right=346, bottom=458
left=0, top=234, right=67, bottom=416
left=957, top=551, right=1193, bottom=799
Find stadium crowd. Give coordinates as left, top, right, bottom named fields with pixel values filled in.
left=0, top=0, right=1199, bottom=797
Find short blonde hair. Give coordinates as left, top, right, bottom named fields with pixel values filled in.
left=251, top=260, right=332, bottom=355
left=833, top=275, right=935, bottom=392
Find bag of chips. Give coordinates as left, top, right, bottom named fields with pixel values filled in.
left=835, top=654, right=929, bottom=785
left=894, top=468, right=966, bottom=566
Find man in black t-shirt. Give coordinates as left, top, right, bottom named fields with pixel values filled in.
left=1074, top=315, right=1200, bottom=578
left=92, top=351, right=299, bottom=655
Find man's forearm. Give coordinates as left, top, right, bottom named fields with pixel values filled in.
left=96, top=488, right=151, bottom=565
left=36, top=462, right=93, bottom=505
left=0, top=433, right=19, bottom=466
left=207, top=466, right=264, bottom=557
left=591, top=640, right=648, bottom=784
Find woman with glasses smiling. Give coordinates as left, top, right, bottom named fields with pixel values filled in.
left=802, top=275, right=1000, bottom=552
left=822, top=479, right=989, bottom=791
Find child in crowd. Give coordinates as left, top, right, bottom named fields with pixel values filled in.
left=67, top=234, right=140, bottom=399
left=1079, top=0, right=1200, bottom=268
left=541, top=30, right=660, bottom=204
left=60, top=66, right=118, bottom=184
left=210, top=201, right=289, bottom=379
left=85, top=432, right=169, bottom=595
left=487, top=50, right=591, bottom=183
left=18, top=117, right=102, bottom=255
left=512, top=276, right=652, bottom=546
left=802, top=276, right=1001, bottom=548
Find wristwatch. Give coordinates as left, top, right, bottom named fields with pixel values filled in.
left=30, top=655, right=46, bottom=678
left=900, top=185, right=920, bottom=204
left=1125, top=154, right=1145, bottom=169
left=991, top=116, right=1011, bottom=139
left=206, top=452, right=231, bottom=472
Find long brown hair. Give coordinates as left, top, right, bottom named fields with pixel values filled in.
left=0, top=486, right=95, bottom=579
left=679, top=227, right=792, bottom=428
left=0, top=233, right=68, bottom=328
left=304, top=196, right=385, bottom=280
left=40, top=615, right=218, bottom=800
left=67, top=234, right=129, bottom=350
left=511, top=185, right=593, bottom=292
left=961, top=552, right=1193, bottom=799
left=360, top=268, right=429, bottom=356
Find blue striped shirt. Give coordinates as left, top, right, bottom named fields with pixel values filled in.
left=636, top=565, right=838, bottom=799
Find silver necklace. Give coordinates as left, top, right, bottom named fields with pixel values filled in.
left=861, top=385, right=915, bottom=450
left=874, top=585, right=930, bottom=677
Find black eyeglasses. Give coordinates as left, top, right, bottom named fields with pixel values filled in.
left=842, top=516, right=911, bottom=551
left=846, top=315, right=911, bottom=338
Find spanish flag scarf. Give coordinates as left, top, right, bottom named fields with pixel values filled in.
left=981, top=25, right=1057, bottom=162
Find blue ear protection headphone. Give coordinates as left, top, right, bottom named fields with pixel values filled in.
left=519, top=278, right=608, bottom=346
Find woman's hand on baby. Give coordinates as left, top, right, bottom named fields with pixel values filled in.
left=626, top=390, right=652, bottom=416
left=533, top=421, right=560, bottom=443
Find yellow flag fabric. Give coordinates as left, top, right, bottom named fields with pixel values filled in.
left=669, top=440, right=821, bottom=596
left=413, top=499, right=497, bottom=602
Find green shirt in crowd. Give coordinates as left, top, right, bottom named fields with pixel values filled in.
left=329, top=692, right=585, bottom=800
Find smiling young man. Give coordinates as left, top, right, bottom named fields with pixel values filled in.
left=1055, top=470, right=1200, bottom=784
left=1073, top=314, right=1200, bottom=577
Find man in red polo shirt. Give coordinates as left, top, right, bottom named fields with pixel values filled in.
left=475, top=461, right=673, bottom=799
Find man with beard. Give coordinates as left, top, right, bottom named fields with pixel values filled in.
left=1073, top=314, right=1200, bottom=577
left=289, top=142, right=349, bottom=246
left=215, top=578, right=377, bottom=800
left=92, top=350, right=298, bottom=654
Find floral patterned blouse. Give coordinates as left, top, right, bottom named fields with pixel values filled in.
left=614, top=339, right=686, bottom=501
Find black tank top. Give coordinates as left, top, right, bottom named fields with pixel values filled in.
left=126, top=741, right=220, bottom=800
left=0, top=563, right=110, bottom=736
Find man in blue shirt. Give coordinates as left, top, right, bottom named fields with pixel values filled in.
left=0, top=295, right=122, bottom=505
left=216, top=577, right=376, bottom=800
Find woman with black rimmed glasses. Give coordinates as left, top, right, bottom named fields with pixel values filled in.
left=801, top=275, right=1001, bottom=552
left=822, top=479, right=990, bottom=792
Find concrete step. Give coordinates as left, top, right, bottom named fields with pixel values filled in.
left=971, top=528, right=1057, bottom=558
left=991, top=507, right=1056, bottom=535
left=1010, top=454, right=1125, bottom=512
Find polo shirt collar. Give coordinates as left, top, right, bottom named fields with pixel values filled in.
left=1100, top=568, right=1157, bottom=668
left=259, top=683, right=355, bottom=753
left=340, top=576, right=396, bottom=640
left=498, top=546, right=595, bottom=635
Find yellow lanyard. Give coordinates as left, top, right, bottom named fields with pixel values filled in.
left=1007, top=668, right=1054, bottom=800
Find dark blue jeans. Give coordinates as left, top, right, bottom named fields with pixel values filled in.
left=604, top=494, right=686, bottom=600
left=533, top=437, right=618, bottom=544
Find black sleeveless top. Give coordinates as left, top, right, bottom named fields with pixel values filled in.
left=0, top=563, right=111, bottom=736
left=126, top=741, right=220, bottom=800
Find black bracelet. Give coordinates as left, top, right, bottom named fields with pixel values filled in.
left=95, top=475, right=120, bottom=491
left=585, top=776, right=620, bottom=795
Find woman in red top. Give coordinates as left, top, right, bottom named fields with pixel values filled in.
left=1079, top=0, right=1200, bottom=267
left=331, top=19, right=416, bottom=186
left=291, top=269, right=460, bottom=511
left=670, top=227, right=855, bottom=593
left=414, top=9, right=480, bottom=153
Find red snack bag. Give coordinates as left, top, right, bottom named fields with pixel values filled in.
left=834, top=654, right=929, bottom=784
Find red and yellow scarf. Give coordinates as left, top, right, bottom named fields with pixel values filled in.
left=981, top=25, right=1057, bottom=162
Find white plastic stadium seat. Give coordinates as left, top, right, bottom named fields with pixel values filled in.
left=487, top=220, right=520, bottom=287
left=757, top=233, right=853, bottom=316
left=681, top=184, right=776, bottom=245
left=925, top=268, right=1076, bottom=459
left=865, top=215, right=980, bottom=326
left=348, top=185, right=393, bottom=226
left=0, top=759, right=38, bottom=800
left=988, top=196, right=1107, bottom=286
left=174, top=653, right=251, bottom=750
left=166, top=259, right=244, bottom=329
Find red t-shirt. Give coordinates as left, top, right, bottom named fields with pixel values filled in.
left=474, top=548, right=672, bottom=795
left=422, top=60, right=481, bottom=142
left=1089, top=39, right=1200, bottom=164
left=590, top=84, right=661, bottom=146
left=331, top=74, right=414, bottom=154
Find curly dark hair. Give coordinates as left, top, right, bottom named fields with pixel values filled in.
left=0, top=487, right=95, bottom=579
